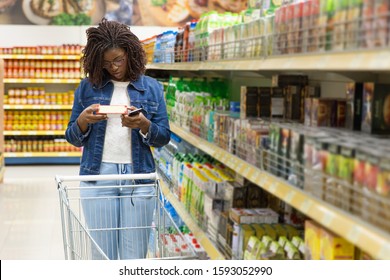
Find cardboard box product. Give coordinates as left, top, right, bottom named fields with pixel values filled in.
left=346, top=82, right=363, bottom=130
left=255, top=208, right=279, bottom=224
left=272, top=74, right=309, bottom=87
left=320, top=228, right=355, bottom=260
left=217, top=211, right=230, bottom=242
left=251, top=223, right=266, bottom=240
left=231, top=222, right=241, bottom=259
left=285, top=85, right=305, bottom=122
left=304, top=98, right=312, bottom=126
left=243, top=235, right=261, bottom=260
left=222, top=181, right=247, bottom=209
left=240, top=86, right=259, bottom=119
left=246, top=183, right=268, bottom=208
left=96, top=105, right=128, bottom=117
left=238, top=224, right=256, bottom=259
left=203, top=192, right=225, bottom=217
left=271, top=87, right=285, bottom=118
left=259, top=87, right=272, bottom=118
left=311, top=98, right=332, bottom=127
left=284, top=241, right=302, bottom=260
left=334, top=99, right=347, bottom=128
left=361, top=83, right=390, bottom=135
left=304, top=220, right=322, bottom=260
left=229, top=208, right=279, bottom=225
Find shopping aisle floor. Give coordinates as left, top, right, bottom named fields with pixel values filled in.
left=0, top=165, right=79, bottom=260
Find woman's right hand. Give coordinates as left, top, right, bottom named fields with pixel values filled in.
left=77, top=104, right=107, bottom=133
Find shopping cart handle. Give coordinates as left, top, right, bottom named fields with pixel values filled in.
left=55, top=173, right=158, bottom=183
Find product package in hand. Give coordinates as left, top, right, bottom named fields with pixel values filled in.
left=96, top=105, right=146, bottom=118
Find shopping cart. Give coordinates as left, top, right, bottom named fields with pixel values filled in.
left=56, top=173, right=197, bottom=260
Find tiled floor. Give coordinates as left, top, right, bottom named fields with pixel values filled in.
left=0, top=165, right=80, bottom=260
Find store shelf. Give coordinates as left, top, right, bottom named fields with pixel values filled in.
left=4, top=104, right=72, bottom=110
left=147, top=49, right=390, bottom=73
left=170, top=122, right=390, bottom=260
left=0, top=54, right=81, bottom=60
left=4, top=78, right=81, bottom=84
left=4, top=152, right=80, bottom=165
left=5, top=152, right=81, bottom=157
left=4, top=131, right=66, bottom=136
left=158, top=177, right=225, bottom=260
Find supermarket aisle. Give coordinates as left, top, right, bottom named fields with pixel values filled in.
left=0, top=165, right=79, bottom=260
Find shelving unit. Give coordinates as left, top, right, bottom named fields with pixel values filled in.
left=1, top=52, right=81, bottom=165
left=4, top=152, right=81, bottom=165
left=147, top=47, right=390, bottom=260
left=169, top=123, right=390, bottom=260
left=0, top=58, right=5, bottom=182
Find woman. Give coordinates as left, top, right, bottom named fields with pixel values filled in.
left=65, top=18, right=170, bottom=259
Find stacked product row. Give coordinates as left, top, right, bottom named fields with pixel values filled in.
left=143, top=0, right=390, bottom=63
left=5, top=88, right=74, bottom=105
left=0, top=44, right=83, bottom=55
left=3, top=59, right=82, bottom=79
left=4, top=137, right=80, bottom=153
left=4, top=111, right=71, bottom=131
left=165, top=75, right=390, bottom=233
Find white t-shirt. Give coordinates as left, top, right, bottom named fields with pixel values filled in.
left=102, top=80, right=132, bottom=163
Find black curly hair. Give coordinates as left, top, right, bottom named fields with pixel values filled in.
left=82, top=18, right=146, bottom=87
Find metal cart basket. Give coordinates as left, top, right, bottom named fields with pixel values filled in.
left=56, top=173, right=197, bottom=260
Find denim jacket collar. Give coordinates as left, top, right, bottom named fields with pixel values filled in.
left=98, top=75, right=146, bottom=92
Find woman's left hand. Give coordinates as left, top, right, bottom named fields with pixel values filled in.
left=121, top=106, right=150, bottom=134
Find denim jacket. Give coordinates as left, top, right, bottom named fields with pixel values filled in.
left=65, top=75, right=171, bottom=175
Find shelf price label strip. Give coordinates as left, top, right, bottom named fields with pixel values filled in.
left=170, top=123, right=390, bottom=260
left=147, top=49, right=390, bottom=72
left=4, top=79, right=81, bottom=84
left=4, top=152, right=81, bottom=157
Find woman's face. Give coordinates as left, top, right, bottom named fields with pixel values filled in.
left=103, top=47, right=128, bottom=82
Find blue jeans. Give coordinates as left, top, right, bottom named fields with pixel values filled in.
left=80, top=162, right=156, bottom=260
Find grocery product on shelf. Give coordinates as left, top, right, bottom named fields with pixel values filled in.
left=0, top=45, right=82, bottom=164
left=145, top=0, right=390, bottom=63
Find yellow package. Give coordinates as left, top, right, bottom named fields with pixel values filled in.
left=251, top=223, right=266, bottom=240
left=304, top=220, right=321, bottom=260
left=278, top=236, right=289, bottom=248
left=261, top=235, right=274, bottom=249
left=244, top=235, right=260, bottom=260
left=284, top=241, right=302, bottom=260
left=272, top=224, right=288, bottom=239
left=239, top=224, right=255, bottom=260
left=283, top=224, right=300, bottom=239
left=262, top=224, right=278, bottom=240
left=320, top=228, right=355, bottom=260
